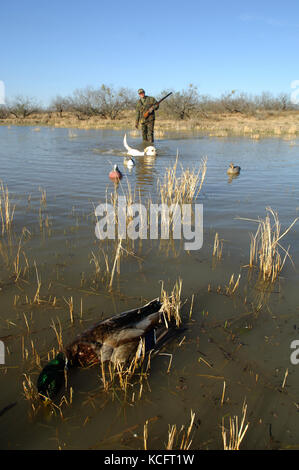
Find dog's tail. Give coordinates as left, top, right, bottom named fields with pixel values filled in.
left=123, top=133, right=131, bottom=152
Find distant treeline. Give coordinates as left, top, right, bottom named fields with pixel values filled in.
left=0, top=84, right=297, bottom=121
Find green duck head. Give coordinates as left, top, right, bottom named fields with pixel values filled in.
left=37, top=352, right=67, bottom=399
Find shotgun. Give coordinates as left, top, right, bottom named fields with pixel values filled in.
left=143, top=92, right=172, bottom=119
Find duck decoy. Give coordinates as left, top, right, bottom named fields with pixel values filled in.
left=37, top=298, right=182, bottom=399
left=227, top=163, right=241, bottom=175
left=124, top=155, right=135, bottom=168
left=109, top=164, right=123, bottom=181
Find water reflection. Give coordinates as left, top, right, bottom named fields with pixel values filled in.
left=135, top=155, right=156, bottom=193
left=227, top=174, right=240, bottom=184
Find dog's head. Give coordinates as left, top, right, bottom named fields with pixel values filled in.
left=144, top=146, right=156, bottom=156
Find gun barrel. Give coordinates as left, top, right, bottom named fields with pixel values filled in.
left=158, top=92, right=172, bottom=105
left=143, top=92, right=172, bottom=118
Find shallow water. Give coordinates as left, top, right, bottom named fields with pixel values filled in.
left=0, top=125, right=299, bottom=449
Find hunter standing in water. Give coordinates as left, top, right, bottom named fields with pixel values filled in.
left=135, top=89, right=159, bottom=143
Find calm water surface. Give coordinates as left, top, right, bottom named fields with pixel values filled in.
left=0, top=126, right=299, bottom=449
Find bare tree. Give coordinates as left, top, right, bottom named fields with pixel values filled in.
left=159, top=84, right=200, bottom=120
left=68, top=85, right=134, bottom=120
left=219, top=90, right=256, bottom=114
left=69, top=86, right=102, bottom=119
left=50, top=95, right=72, bottom=117
left=97, top=85, right=134, bottom=119
left=7, top=95, right=40, bottom=118
left=0, top=105, right=9, bottom=119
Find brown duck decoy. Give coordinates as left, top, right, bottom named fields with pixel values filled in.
left=227, top=162, right=241, bottom=175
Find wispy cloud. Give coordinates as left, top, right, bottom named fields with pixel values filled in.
left=239, top=13, right=291, bottom=28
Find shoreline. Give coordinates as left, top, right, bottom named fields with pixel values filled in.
left=1, top=110, right=299, bottom=139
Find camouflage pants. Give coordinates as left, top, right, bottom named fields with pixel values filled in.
left=141, top=120, right=155, bottom=143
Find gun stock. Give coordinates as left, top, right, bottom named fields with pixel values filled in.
left=143, top=92, right=172, bottom=119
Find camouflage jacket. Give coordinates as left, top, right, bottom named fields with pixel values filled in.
left=136, top=96, right=159, bottom=124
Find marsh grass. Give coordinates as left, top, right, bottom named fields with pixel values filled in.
left=39, top=186, right=47, bottom=207
left=63, top=296, right=74, bottom=324
left=0, top=238, right=11, bottom=267
left=12, top=230, right=30, bottom=282
left=160, top=278, right=183, bottom=327
left=165, top=410, right=196, bottom=450
left=4, top=109, right=299, bottom=137
left=0, top=181, right=15, bottom=235
left=50, top=317, right=64, bottom=351
left=158, top=153, right=207, bottom=207
left=22, top=374, right=41, bottom=414
left=240, top=208, right=298, bottom=283
left=108, top=239, right=123, bottom=290
left=213, top=232, right=223, bottom=261
left=225, top=273, right=241, bottom=296
left=221, top=400, right=249, bottom=450
left=92, top=158, right=207, bottom=263
left=97, top=338, right=151, bottom=405
left=143, top=419, right=149, bottom=450
left=22, top=373, right=73, bottom=420
left=90, top=239, right=142, bottom=291
left=143, top=410, right=196, bottom=450
left=0, top=227, right=31, bottom=284
left=21, top=333, right=42, bottom=369
left=33, top=261, right=42, bottom=304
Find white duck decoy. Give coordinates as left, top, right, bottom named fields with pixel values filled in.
left=123, top=134, right=156, bottom=157
left=124, top=155, right=135, bottom=168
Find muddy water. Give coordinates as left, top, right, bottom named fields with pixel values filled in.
left=0, top=125, right=299, bottom=449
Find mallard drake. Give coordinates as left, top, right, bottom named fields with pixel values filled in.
left=109, top=164, right=122, bottom=181
left=227, top=163, right=241, bottom=175
left=124, top=155, right=135, bottom=168
left=37, top=352, right=66, bottom=398
left=37, top=299, right=181, bottom=399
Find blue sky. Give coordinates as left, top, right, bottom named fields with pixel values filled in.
left=1, top=0, right=299, bottom=105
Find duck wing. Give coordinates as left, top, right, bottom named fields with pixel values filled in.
left=65, top=299, right=162, bottom=365
left=102, top=312, right=186, bottom=365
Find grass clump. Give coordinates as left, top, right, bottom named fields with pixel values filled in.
left=222, top=400, right=249, bottom=450
left=158, top=154, right=207, bottom=206
left=0, top=181, right=15, bottom=235
left=240, top=207, right=298, bottom=283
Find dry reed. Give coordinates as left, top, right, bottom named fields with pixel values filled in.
left=225, top=273, right=241, bottom=296
left=240, top=208, right=298, bottom=283
left=221, top=400, right=249, bottom=450
left=165, top=410, right=196, bottom=450
left=0, top=181, right=15, bottom=235
left=98, top=339, right=150, bottom=404
left=33, top=261, right=42, bottom=304
left=213, top=232, right=223, bottom=260
left=158, top=153, right=207, bottom=207
left=23, top=373, right=73, bottom=419
left=160, top=278, right=183, bottom=327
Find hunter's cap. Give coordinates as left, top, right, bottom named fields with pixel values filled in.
left=138, top=88, right=145, bottom=94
